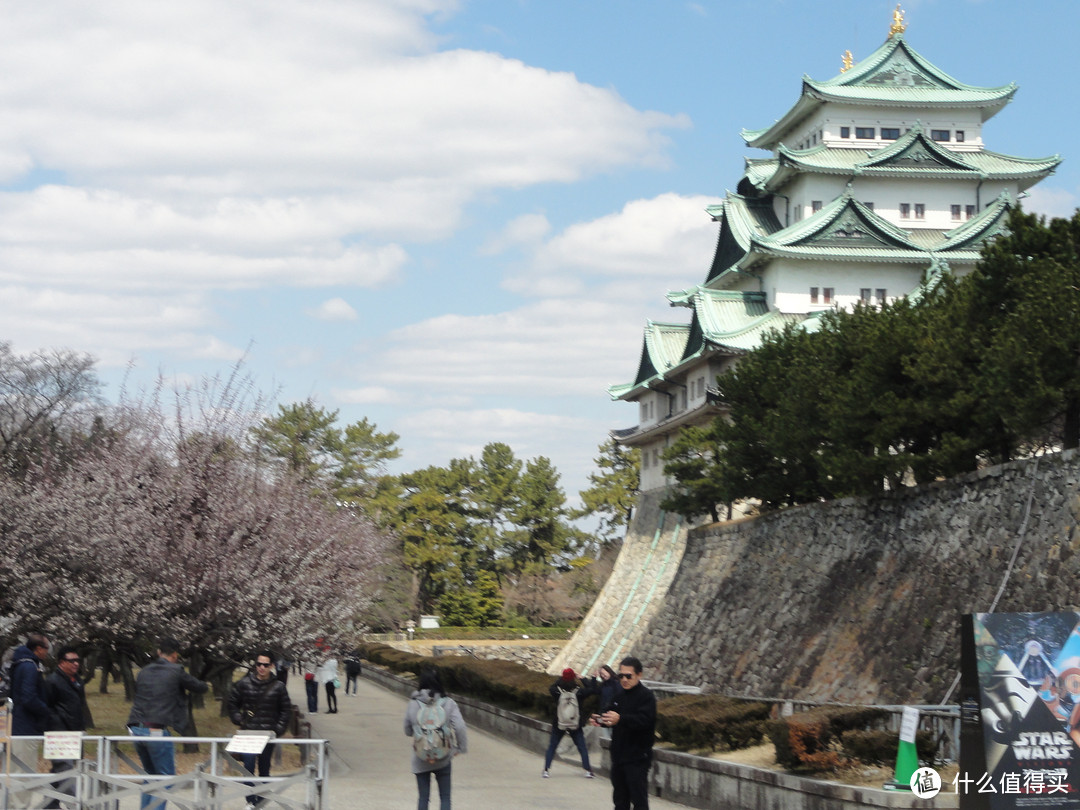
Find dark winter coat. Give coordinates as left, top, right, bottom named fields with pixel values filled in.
left=127, top=655, right=209, bottom=732
left=46, top=670, right=88, bottom=731
left=585, top=674, right=620, bottom=713
left=609, top=681, right=657, bottom=765
left=10, top=645, right=51, bottom=735
left=548, top=678, right=597, bottom=730
left=344, top=655, right=362, bottom=677
left=227, top=671, right=292, bottom=735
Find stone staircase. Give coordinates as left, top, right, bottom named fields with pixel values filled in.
left=550, top=488, right=692, bottom=676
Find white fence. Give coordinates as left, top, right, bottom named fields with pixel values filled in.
left=1, top=735, right=328, bottom=809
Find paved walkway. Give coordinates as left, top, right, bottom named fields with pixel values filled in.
left=291, top=676, right=689, bottom=809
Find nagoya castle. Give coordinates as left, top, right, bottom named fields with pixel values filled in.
left=551, top=7, right=1061, bottom=677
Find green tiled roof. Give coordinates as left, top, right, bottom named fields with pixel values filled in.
left=626, top=321, right=690, bottom=389
left=611, top=292, right=805, bottom=400
left=743, top=35, right=1016, bottom=150
left=708, top=188, right=1013, bottom=285
left=742, top=124, right=1060, bottom=193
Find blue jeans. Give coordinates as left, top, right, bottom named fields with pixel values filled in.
left=240, top=748, right=273, bottom=806
left=305, top=679, right=319, bottom=713
left=415, top=762, right=451, bottom=810
left=129, top=726, right=174, bottom=810
left=544, top=726, right=591, bottom=772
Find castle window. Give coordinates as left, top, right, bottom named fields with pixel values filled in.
left=810, top=287, right=819, bottom=304
left=956, top=130, right=965, bottom=142
left=931, top=129, right=950, bottom=141
left=966, top=205, right=975, bottom=220
left=823, top=287, right=834, bottom=305
left=914, top=203, right=925, bottom=220
left=811, top=200, right=822, bottom=212
left=860, top=288, right=871, bottom=302
left=951, top=204, right=962, bottom=220
left=863, top=202, right=874, bottom=211
left=840, top=126, right=851, bottom=139
left=900, top=203, right=911, bottom=219
left=881, top=127, right=900, bottom=140
left=876, top=288, right=887, bottom=303
left=642, top=451, right=650, bottom=469
left=855, top=127, right=875, bottom=139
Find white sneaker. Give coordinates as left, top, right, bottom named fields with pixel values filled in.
left=542, top=770, right=549, bottom=778
left=584, top=770, right=595, bottom=778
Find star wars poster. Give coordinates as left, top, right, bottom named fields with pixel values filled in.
left=962, top=611, right=1080, bottom=810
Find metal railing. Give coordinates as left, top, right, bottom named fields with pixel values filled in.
left=1, top=735, right=328, bottom=809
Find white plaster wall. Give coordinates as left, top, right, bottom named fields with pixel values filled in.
left=784, top=174, right=1014, bottom=231
left=638, top=436, right=670, bottom=492
left=768, top=260, right=925, bottom=313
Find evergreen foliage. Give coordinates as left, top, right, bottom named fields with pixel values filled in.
left=662, top=207, right=1080, bottom=518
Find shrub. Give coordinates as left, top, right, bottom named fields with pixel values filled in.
left=654, top=695, right=771, bottom=751
left=769, top=707, right=889, bottom=771
left=841, top=728, right=939, bottom=765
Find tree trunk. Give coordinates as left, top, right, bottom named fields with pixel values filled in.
left=117, top=655, right=137, bottom=702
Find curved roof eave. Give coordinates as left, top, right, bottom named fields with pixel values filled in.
left=743, top=35, right=1018, bottom=150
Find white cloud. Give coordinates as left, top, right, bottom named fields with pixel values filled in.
left=0, top=0, right=686, bottom=366
left=308, top=298, right=359, bottom=322
left=480, top=213, right=552, bottom=255
left=533, top=193, right=720, bottom=276
left=1024, top=185, right=1078, bottom=219
left=351, top=193, right=720, bottom=400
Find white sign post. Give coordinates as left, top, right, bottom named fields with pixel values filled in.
left=226, top=730, right=274, bottom=755
left=43, top=731, right=83, bottom=761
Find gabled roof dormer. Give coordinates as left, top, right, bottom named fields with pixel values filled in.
left=742, top=34, right=1016, bottom=151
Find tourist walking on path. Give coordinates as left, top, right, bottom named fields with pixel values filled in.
left=292, top=672, right=687, bottom=809
left=542, top=667, right=597, bottom=778
left=304, top=663, right=319, bottom=714
left=404, top=669, right=468, bottom=810
left=317, top=654, right=339, bottom=713
left=344, top=650, right=362, bottom=695
left=594, top=656, right=657, bottom=810
left=227, top=650, right=293, bottom=809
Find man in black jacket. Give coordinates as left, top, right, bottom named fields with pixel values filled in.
left=227, top=650, right=292, bottom=809
left=596, top=656, right=656, bottom=810
left=127, top=636, right=209, bottom=810
left=44, top=645, right=88, bottom=809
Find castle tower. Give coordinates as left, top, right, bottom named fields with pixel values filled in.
left=551, top=16, right=1061, bottom=678
left=612, top=27, right=1060, bottom=495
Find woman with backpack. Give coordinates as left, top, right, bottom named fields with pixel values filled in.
left=404, top=669, right=468, bottom=810
left=542, top=667, right=597, bottom=779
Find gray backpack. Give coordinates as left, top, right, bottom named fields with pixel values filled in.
left=556, top=688, right=580, bottom=730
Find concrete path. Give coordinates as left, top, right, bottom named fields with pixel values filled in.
left=291, top=676, right=689, bottom=809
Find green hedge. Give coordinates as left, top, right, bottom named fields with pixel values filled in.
left=655, top=694, right=772, bottom=751
left=359, top=642, right=771, bottom=750
left=840, top=728, right=938, bottom=765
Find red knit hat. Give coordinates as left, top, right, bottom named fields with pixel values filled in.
left=561, top=668, right=576, bottom=681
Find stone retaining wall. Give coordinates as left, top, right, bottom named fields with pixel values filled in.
left=631, top=449, right=1080, bottom=703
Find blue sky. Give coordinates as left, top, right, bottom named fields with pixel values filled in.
left=3, top=0, right=1078, bottom=504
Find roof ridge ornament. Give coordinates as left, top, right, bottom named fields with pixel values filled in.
left=841, top=49, right=854, bottom=73
left=888, top=4, right=907, bottom=39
